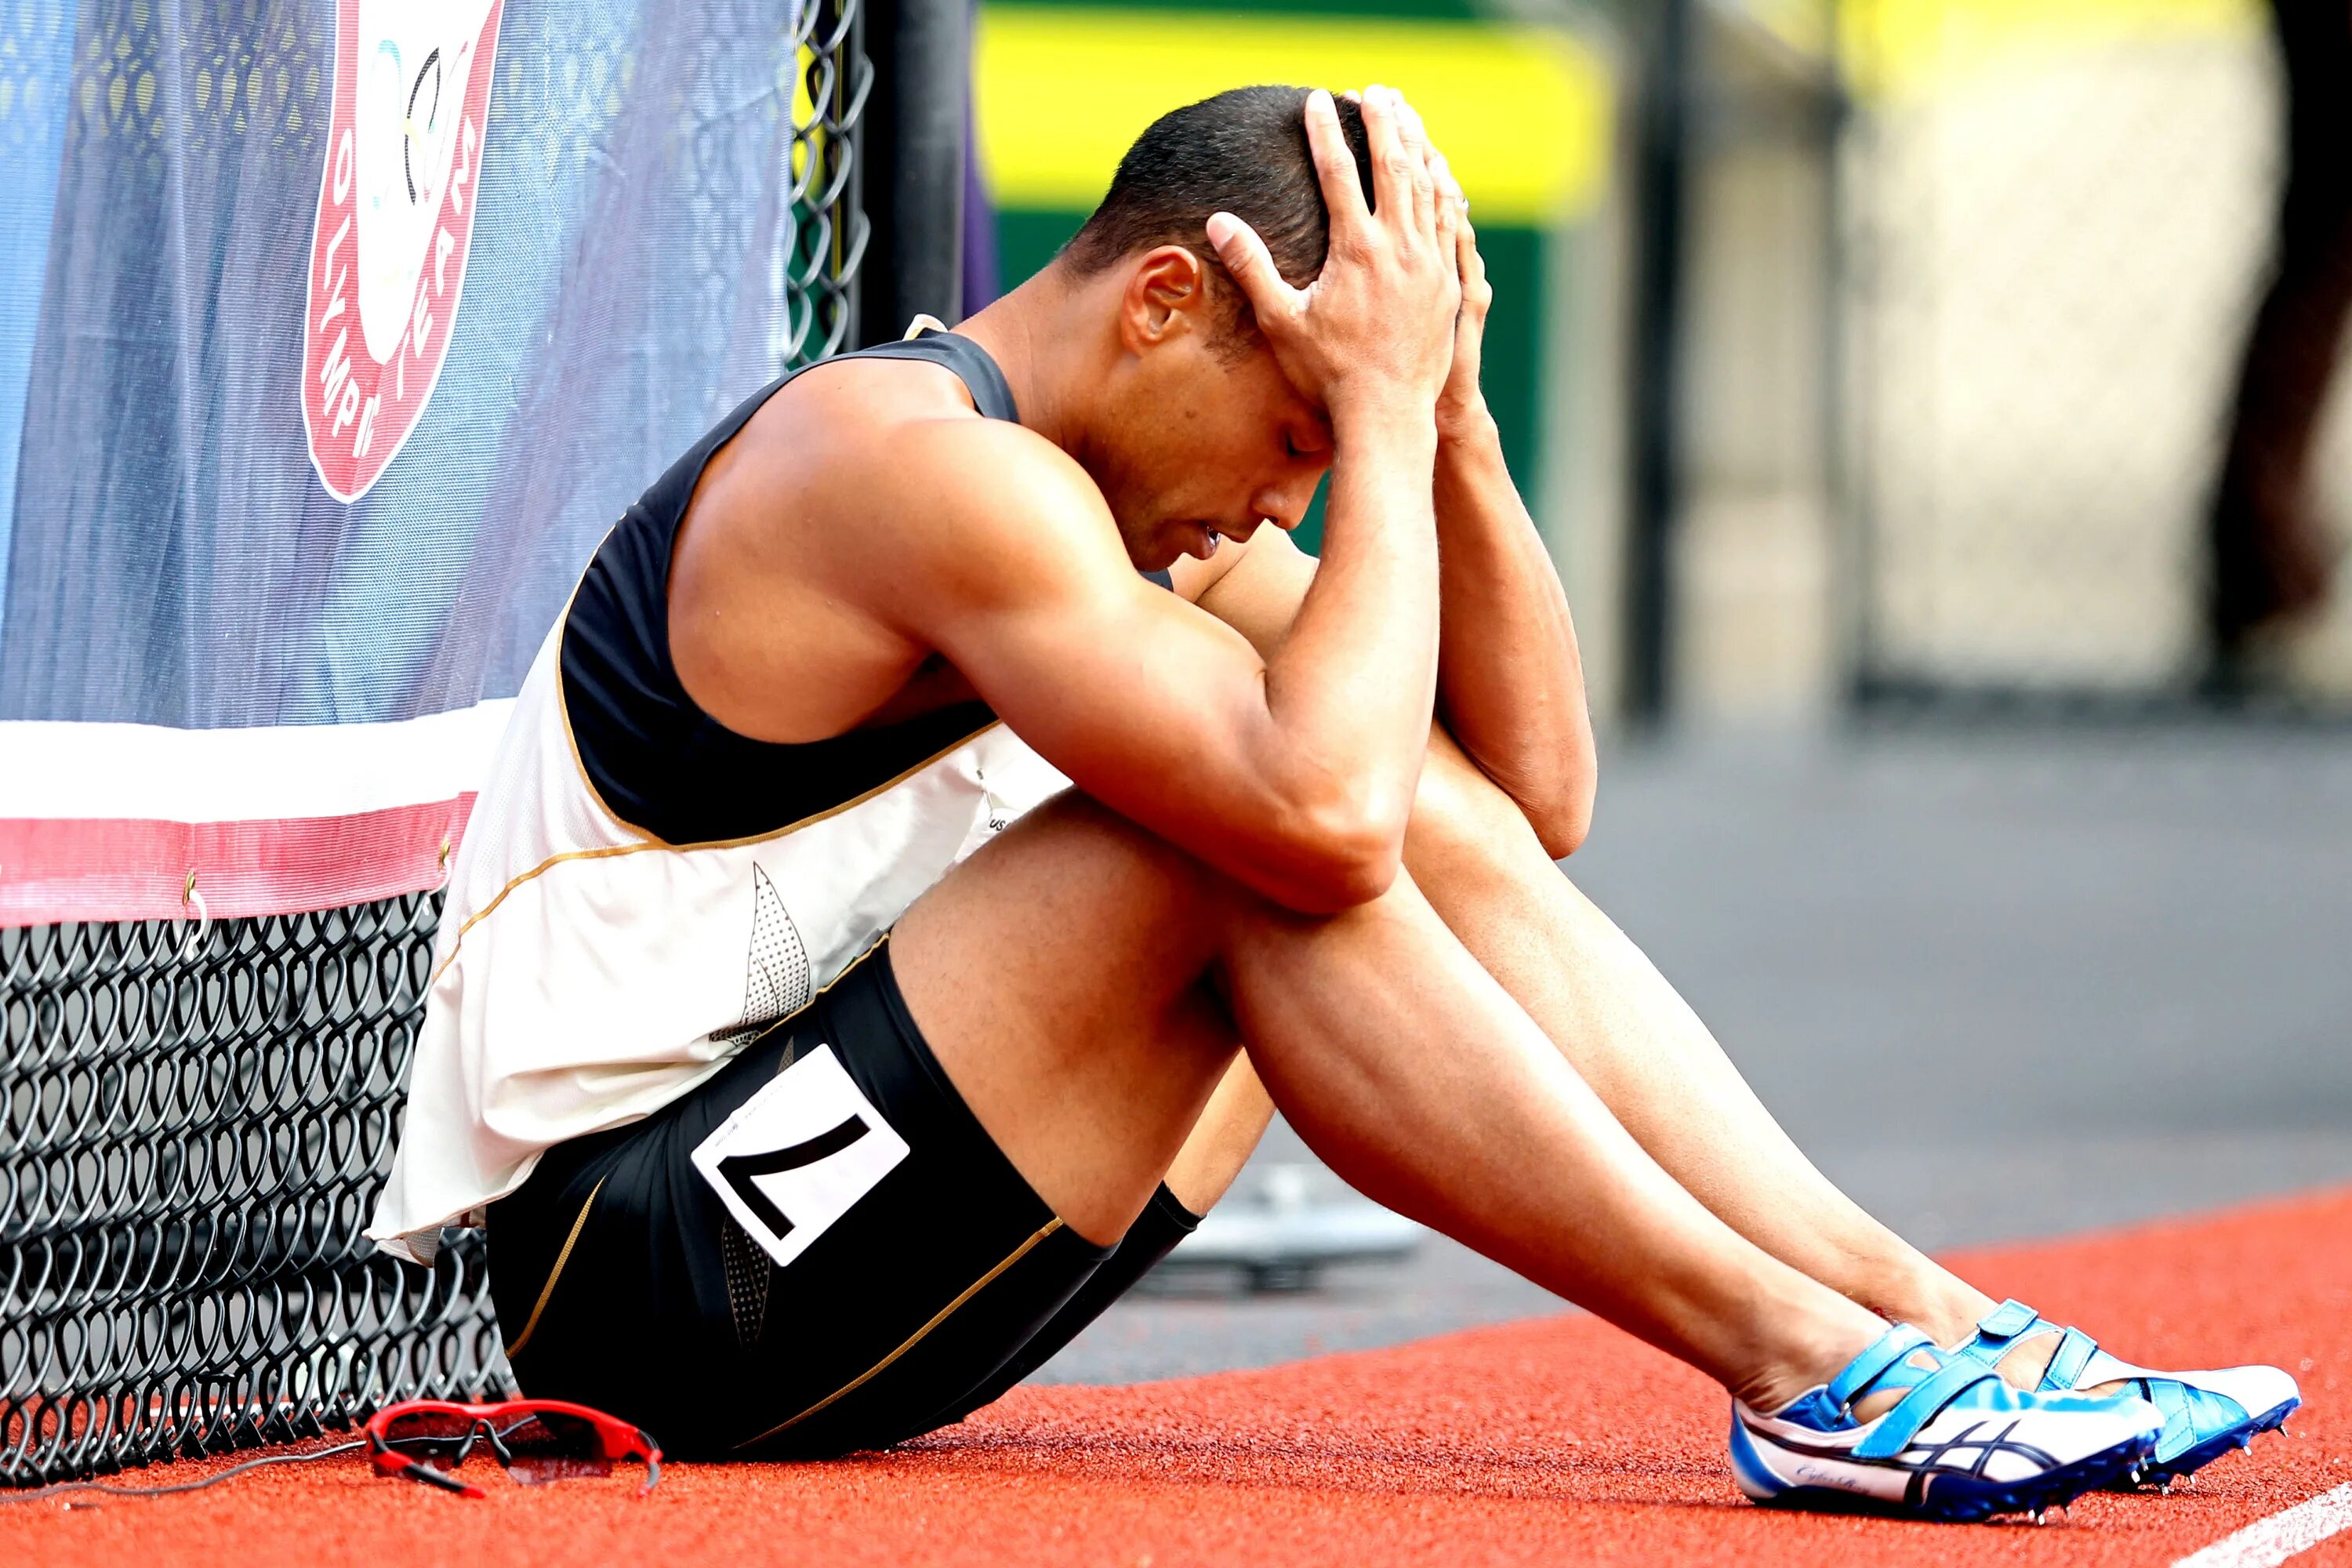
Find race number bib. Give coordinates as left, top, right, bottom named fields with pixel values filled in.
left=690, top=1045, right=911, bottom=1269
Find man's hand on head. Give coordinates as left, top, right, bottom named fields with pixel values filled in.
left=1202, top=86, right=1461, bottom=441
left=1348, top=89, right=1491, bottom=448
left=1403, top=103, right=1496, bottom=447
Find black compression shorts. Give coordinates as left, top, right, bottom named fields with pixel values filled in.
left=484, top=936, right=1198, bottom=1459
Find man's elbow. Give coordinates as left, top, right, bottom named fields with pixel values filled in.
left=1528, top=771, right=1597, bottom=860
left=1458, top=724, right=1598, bottom=861
left=1272, top=780, right=1412, bottom=913
left=1296, top=838, right=1405, bottom=913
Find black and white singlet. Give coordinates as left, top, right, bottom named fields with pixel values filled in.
left=369, top=330, right=1134, bottom=1263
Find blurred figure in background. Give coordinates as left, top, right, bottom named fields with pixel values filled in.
left=2209, top=0, right=2352, bottom=675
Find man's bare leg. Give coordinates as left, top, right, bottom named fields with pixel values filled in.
left=1163, top=731, right=2042, bottom=1376
left=1402, top=735, right=2001, bottom=1341
left=891, top=790, right=1895, bottom=1414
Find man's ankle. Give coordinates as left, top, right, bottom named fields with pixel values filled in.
left=1868, top=1259, right=1995, bottom=1352
left=1731, top=1300, right=1891, bottom=1416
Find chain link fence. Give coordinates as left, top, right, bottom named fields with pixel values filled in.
left=1838, top=0, right=2352, bottom=706
left=1, top=895, right=494, bottom=1485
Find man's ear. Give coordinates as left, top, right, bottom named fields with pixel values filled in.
left=1119, top=245, right=1211, bottom=353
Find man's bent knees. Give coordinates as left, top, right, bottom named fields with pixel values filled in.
left=887, top=770, right=1548, bottom=1247
left=1404, top=729, right=1564, bottom=899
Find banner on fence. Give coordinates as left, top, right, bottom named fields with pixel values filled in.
left=0, top=0, right=814, bottom=925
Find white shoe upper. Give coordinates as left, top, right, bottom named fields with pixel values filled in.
left=1956, top=1301, right=2303, bottom=1468
left=2074, top=1351, right=2300, bottom=1419
left=1733, top=1388, right=2161, bottom=1504
left=1728, top=1323, right=2164, bottom=1515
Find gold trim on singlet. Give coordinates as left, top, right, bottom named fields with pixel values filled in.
left=503, top=1174, right=607, bottom=1360
left=553, top=560, right=659, bottom=848
left=733, top=1215, right=1066, bottom=1450
left=427, top=722, right=999, bottom=987
left=731, top=931, right=891, bottom=1054
left=550, top=350, right=997, bottom=855
left=555, top=641, right=1001, bottom=855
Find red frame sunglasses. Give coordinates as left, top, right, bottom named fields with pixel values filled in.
left=365, top=1399, right=662, bottom=1498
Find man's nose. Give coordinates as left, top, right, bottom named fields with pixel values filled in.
left=1251, top=473, right=1323, bottom=529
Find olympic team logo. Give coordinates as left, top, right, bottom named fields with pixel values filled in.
left=303, top=1, right=506, bottom=503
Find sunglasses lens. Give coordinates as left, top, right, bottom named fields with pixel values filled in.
left=494, top=1410, right=617, bottom=1486
left=379, top=1410, right=482, bottom=1465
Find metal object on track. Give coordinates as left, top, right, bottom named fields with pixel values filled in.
left=1157, top=1165, right=1423, bottom=1295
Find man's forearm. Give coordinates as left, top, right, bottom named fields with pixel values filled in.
left=1260, top=410, right=1443, bottom=861
left=1431, top=414, right=1596, bottom=855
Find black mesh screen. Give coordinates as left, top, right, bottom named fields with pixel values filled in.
left=1, top=895, right=492, bottom=1485
left=0, top=0, right=867, bottom=1489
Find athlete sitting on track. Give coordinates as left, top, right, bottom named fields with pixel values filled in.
left=368, top=85, right=2298, bottom=1520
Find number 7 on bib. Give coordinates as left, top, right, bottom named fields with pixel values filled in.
left=690, top=1044, right=913, bottom=1268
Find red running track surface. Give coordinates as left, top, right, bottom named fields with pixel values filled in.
left=6, top=1185, right=2350, bottom=1568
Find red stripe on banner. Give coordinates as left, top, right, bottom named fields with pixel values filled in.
left=0, top=798, right=477, bottom=927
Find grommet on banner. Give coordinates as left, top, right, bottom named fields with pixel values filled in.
left=180, top=869, right=211, bottom=960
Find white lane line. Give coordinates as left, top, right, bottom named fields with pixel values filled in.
left=2173, top=1485, right=2352, bottom=1568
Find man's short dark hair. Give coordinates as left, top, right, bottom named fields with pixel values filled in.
left=1060, top=86, right=1376, bottom=313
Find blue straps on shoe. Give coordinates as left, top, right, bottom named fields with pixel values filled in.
left=1974, top=1298, right=2042, bottom=1341
left=1960, top=1298, right=2054, bottom=1364
left=1817, top=1322, right=2017, bottom=1461
left=1852, top=1354, right=2010, bottom=1460
left=1828, top=1323, right=1933, bottom=1411
left=1961, top=1298, right=2067, bottom=1384
left=1960, top=1299, right=2108, bottom=1394
left=2043, top=1327, right=2100, bottom=1392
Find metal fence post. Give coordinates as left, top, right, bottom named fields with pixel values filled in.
left=857, top=0, right=969, bottom=343
left=1624, top=0, right=1694, bottom=727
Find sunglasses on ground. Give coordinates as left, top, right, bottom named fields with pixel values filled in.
left=366, top=1399, right=662, bottom=1497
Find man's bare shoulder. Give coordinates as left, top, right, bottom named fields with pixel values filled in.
left=832, top=414, right=1137, bottom=619
left=684, top=355, right=1143, bottom=665
left=901, top=415, right=1105, bottom=521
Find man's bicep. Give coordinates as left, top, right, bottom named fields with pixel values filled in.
left=913, top=513, right=1289, bottom=843
left=934, top=556, right=1271, bottom=790
left=883, top=434, right=1340, bottom=902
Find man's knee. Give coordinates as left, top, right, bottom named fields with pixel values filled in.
left=1404, top=732, right=1559, bottom=896
left=974, top=789, right=1230, bottom=927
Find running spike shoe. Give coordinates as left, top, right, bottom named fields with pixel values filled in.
left=1730, top=1323, right=2162, bottom=1521
left=1953, top=1299, right=2300, bottom=1487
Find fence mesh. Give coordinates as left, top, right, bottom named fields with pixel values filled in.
left=0, top=896, right=489, bottom=1484
left=0, top=0, right=868, bottom=1487
left=1839, top=0, right=2352, bottom=704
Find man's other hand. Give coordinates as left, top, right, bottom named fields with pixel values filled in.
left=1202, top=86, right=1461, bottom=435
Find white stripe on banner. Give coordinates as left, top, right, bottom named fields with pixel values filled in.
left=0, top=702, right=517, bottom=823
left=2173, top=1485, right=2352, bottom=1568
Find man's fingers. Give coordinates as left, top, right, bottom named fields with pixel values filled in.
left=1204, top=211, right=1300, bottom=325
left=1301, top=89, right=1370, bottom=239
left=1394, top=93, right=1439, bottom=240
left=1455, top=205, right=1490, bottom=316
left=1359, top=85, right=1420, bottom=234
left=1415, top=99, right=1456, bottom=262
left=1431, top=148, right=1464, bottom=210
left=1393, top=94, right=1448, bottom=234
left=1435, top=158, right=1459, bottom=264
